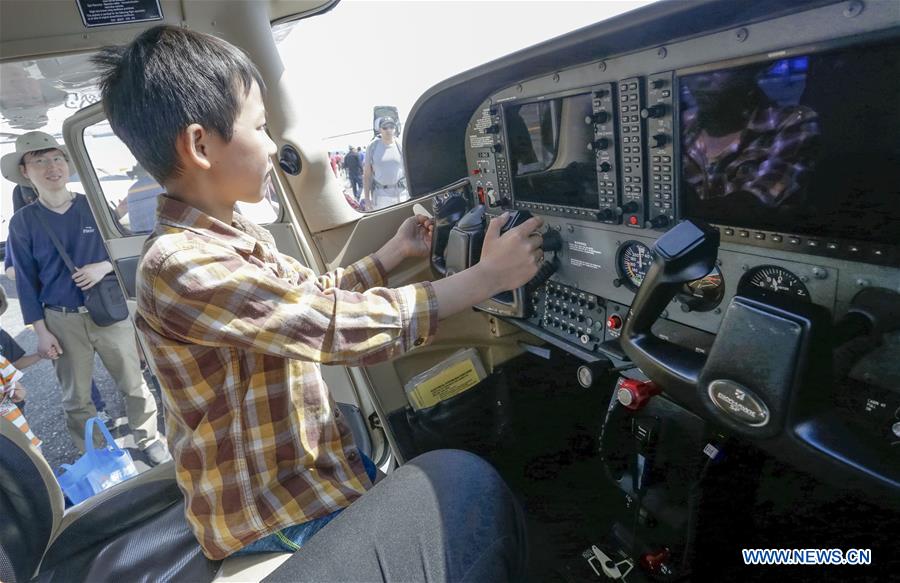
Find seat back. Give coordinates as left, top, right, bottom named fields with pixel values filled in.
left=0, top=415, right=65, bottom=583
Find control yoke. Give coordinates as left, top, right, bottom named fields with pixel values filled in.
left=620, top=220, right=720, bottom=407
left=441, top=207, right=559, bottom=317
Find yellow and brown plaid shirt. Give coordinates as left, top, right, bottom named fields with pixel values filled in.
left=134, top=196, right=438, bottom=559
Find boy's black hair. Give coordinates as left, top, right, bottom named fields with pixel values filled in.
left=93, top=25, right=266, bottom=184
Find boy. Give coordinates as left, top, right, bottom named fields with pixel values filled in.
left=0, top=354, right=41, bottom=448
left=95, top=25, right=541, bottom=572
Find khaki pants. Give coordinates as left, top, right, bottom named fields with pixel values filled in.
left=373, top=186, right=409, bottom=210
left=44, top=308, right=159, bottom=452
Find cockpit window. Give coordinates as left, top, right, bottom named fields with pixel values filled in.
left=82, top=121, right=283, bottom=235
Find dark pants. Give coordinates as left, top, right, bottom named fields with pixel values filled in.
left=263, top=449, right=528, bottom=583
left=349, top=173, right=363, bottom=198
left=90, top=380, right=106, bottom=411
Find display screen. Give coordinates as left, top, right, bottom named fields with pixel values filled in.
left=680, top=40, right=900, bottom=245
left=504, top=93, right=599, bottom=209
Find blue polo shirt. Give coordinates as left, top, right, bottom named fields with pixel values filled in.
left=7, top=195, right=110, bottom=325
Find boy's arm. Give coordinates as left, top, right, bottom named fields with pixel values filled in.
left=286, top=216, right=432, bottom=293
left=146, top=246, right=437, bottom=368
left=145, top=215, right=541, bottom=368
left=13, top=354, right=43, bottom=370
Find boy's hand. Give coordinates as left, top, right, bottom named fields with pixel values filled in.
left=479, top=212, right=545, bottom=293
left=393, top=215, right=434, bottom=258
left=73, top=261, right=112, bottom=290
left=11, top=381, right=26, bottom=403
left=37, top=330, right=63, bottom=360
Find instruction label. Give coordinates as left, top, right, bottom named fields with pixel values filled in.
left=77, top=0, right=163, bottom=28
left=409, top=360, right=481, bottom=409
left=568, top=239, right=603, bottom=270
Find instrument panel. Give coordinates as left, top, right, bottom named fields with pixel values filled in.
left=461, top=2, right=900, bottom=359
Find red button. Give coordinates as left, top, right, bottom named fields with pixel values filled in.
left=472, top=169, right=481, bottom=175
left=628, top=216, right=639, bottom=225
left=640, top=547, right=671, bottom=574
left=616, top=378, right=662, bottom=410
left=607, top=314, right=623, bottom=330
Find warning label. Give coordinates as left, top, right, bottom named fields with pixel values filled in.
left=469, top=135, right=494, bottom=148
left=569, top=240, right=601, bottom=256
left=77, top=0, right=162, bottom=28
left=570, top=258, right=603, bottom=270
left=409, top=360, right=481, bottom=409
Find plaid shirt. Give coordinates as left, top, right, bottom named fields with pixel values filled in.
left=682, top=105, right=819, bottom=207
left=135, top=196, right=438, bottom=559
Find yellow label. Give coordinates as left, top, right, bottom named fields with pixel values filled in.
left=410, top=360, right=482, bottom=409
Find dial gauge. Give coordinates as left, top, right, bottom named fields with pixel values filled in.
left=617, top=241, right=654, bottom=291
left=678, top=267, right=725, bottom=312
left=741, top=265, right=810, bottom=301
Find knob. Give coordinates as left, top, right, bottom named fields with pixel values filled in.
left=579, top=333, right=594, bottom=345
left=596, top=208, right=619, bottom=221
left=492, top=143, right=503, bottom=153
left=485, top=124, right=500, bottom=134
left=616, top=378, right=662, bottom=411
left=585, top=111, right=610, bottom=125
left=577, top=361, right=613, bottom=388
left=620, top=201, right=639, bottom=214
left=607, top=314, right=623, bottom=330
left=486, top=188, right=499, bottom=207
left=593, top=89, right=608, bottom=99
left=641, top=104, right=667, bottom=119
left=651, top=134, right=668, bottom=148
left=588, top=138, right=610, bottom=152
left=645, top=215, right=670, bottom=229
left=651, top=79, right=666, bottom=89
left=541, top=229, right=563, bottom=252
left=597, top=161, right=612, bottom=173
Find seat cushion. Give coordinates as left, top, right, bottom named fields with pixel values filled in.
left=37, top=470, right=220, bottom=583
left=36, top=501, right=220, bottom=583
left=0, top=420, right=64, bottom=583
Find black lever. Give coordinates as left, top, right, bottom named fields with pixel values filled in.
left=620, top=220, right=719, bottom=407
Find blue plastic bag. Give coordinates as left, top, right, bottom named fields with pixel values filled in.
left=57, top=417, right=139, bottom=505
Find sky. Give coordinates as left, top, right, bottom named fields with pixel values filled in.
left=275, top=0, right=657, bottom=151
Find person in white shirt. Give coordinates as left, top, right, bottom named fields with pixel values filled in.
left=363, top=117, right=409, bottom=210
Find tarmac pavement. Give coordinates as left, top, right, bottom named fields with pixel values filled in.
left=1, top=275, right=166, bottom=475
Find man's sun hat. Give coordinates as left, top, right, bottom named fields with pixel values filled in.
left=377, top=116, right=397, bottom=128
left=1, top=131, right=70, bottom=186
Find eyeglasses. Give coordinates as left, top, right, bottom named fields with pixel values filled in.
left=381, top=125, right=396, bottom=130
left=24, top=155, right=67, bottom=167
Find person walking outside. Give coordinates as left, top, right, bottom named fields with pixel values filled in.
left=363, top=117, right=408, bottom=210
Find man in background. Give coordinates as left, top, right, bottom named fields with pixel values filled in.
left=343, top=144, right=363, bottom=201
